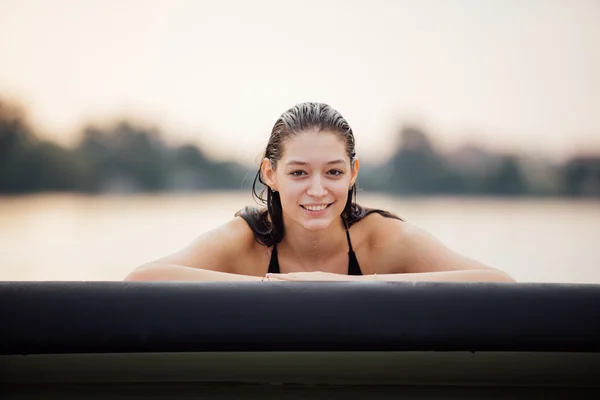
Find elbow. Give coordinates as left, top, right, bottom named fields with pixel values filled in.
left=500, top=272, right=517, bottom=283
left=482, top=269, right=517, bottom=283
left=124, top=263, right=168, bottom=281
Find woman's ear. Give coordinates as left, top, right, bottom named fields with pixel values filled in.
left=350, top=158, right=360, bottom=187
left=260, top=158, right=277, bottom=191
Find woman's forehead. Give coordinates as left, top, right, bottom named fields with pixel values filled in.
left=281, top=131, right=348, bottom=162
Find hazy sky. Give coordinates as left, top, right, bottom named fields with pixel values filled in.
left=1, top=0, right=599, bottom=164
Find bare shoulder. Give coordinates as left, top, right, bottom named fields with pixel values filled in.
left=154, top=216, right=268, bottom=276
left=356, top=212, right=411, bottom=261
left=358, top=213, right=496, bottom=274
left=363, top=212, right=437, bottom=250
left=349, top=212, right=407, bottom=274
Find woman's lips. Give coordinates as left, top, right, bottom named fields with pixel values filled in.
left=300, top=203, right=333, bottom=214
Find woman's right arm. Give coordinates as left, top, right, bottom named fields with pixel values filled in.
left=124, top=217, right=263, bottom=282
left=124, top=263, right=262, bottom=281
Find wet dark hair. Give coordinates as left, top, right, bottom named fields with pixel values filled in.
left=236, top=102, right=401, bottom=247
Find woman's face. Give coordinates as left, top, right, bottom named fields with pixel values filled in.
left=262, top=130, right=359, bottom=231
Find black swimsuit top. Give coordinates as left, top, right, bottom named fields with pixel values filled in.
left=267, top=217, right=362, bottom=275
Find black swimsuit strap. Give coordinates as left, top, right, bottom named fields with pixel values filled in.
left=268, top=243, right=280, bottom=274
left=343, top=217, right=362, bottom=276
left=341, top=217, right=355, bottom=254
left=267, top=216, right=362, bottom=275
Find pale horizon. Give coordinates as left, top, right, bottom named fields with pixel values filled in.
left=1, top=0, right=599, bottom=165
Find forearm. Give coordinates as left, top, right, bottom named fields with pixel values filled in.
left=124, top=263, right=262, bottom=282
left=366, top=269, right=516, bottom=283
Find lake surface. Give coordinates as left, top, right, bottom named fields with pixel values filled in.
left=0, top=192, right=598, bottom=283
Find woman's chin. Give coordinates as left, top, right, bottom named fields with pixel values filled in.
left=298, top=215, right=338, bottom=231
left=301, top=221, right=331, bottom=231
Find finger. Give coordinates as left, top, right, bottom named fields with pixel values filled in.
left=264, top=273, right=290, bottom=281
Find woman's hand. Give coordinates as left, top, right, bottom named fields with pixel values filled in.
left=266, top=271, right=362, bottom=282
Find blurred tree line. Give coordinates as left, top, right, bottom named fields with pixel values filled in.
left=1, top=99, right=599, bottom=197
left=0, top=100, right=249, bottom=194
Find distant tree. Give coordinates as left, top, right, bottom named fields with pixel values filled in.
left=388, top=126, right=464, bottom=194
left=75, top=122, right=249, bottom=193
left=0, top=100, right=34, bottom=192
left=22, top=141, right=82, bottom=191
left=165, top=144, right=212, bottom=190
left=0, top=99, right=83, bottom=193
left=481, top=155, right=527, bottom=195
left=560, top=156, right=600, bottom=197
left=76, top=122, right=169, bottom=192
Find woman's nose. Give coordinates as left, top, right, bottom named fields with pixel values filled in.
left=307, top=177, right=327, bottom=197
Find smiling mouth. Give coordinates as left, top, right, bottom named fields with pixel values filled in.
left=301, top=203, right=333, bottom=212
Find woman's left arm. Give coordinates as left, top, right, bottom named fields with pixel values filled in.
left=268, top=269, right=514, bottom=282
left=368, top=217, right=516, bottom=282
left=361, top=269, right=514, bottom=282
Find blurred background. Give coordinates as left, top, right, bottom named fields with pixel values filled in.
left=1, top=0, right=599, bottom=283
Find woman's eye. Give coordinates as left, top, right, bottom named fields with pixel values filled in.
left=290, top=170, right=306, bottom=177
left=328, top=170, right=343, bottom=176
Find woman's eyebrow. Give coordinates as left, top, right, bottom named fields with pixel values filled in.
left=285, top=159, right=345, bottom=167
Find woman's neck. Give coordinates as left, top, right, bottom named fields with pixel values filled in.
left=279, top=215, right=348, bottom=263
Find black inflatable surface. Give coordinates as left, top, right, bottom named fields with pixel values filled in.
left=1, top=281, right=600, bottom=355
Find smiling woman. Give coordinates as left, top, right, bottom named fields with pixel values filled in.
left=125, top=102, right=514, bottom=283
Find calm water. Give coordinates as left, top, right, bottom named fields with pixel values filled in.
left=0, top=192, right=598, bottom=283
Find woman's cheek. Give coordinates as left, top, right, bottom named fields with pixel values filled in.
left=286, top=181, right=307, bottom=198
left=331, top=179, right=350, bottom=196
left=279, top=182, right=305, bottom=208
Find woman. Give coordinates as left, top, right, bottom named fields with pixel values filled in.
left=125, top=102, right=514, bottom=282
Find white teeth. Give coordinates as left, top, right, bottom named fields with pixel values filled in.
left=305, top=205, right=327, bottom=211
